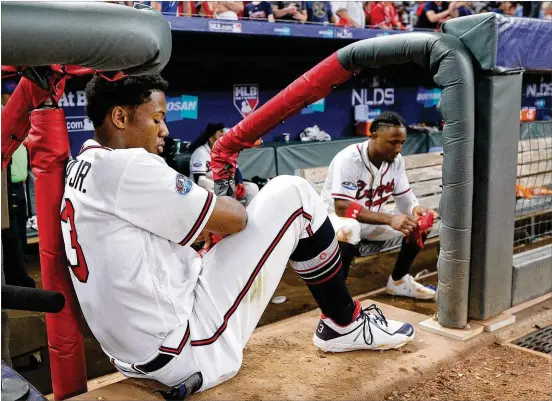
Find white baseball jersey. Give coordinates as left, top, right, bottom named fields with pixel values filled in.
left=321, top=139, right=418, bottom=216
left=189, top=143, right=213, bottom=180
left=64, top=140, right=334, bottom=391
left=61, top=139, right=216, bottom=364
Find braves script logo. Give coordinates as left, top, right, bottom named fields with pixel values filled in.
left=356, top=179, right=395, bottom=207
left=234, top=84, right=259, bottom=118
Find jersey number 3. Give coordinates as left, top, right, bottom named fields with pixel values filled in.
left=61, top=199, right=89, bottom=283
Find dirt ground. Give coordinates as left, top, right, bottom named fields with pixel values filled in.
left=384, top=344, right=552, bottom=401
left=259, top=244, right=438, bottom=326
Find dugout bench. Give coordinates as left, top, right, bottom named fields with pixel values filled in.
left=295, top=134, right=552, bottom=261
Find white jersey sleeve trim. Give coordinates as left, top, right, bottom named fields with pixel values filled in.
left=331, top=192, right=356, bottom=201
left=178, top=191, right=215, bottom=246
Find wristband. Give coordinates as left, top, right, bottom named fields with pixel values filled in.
left=345, top=202, right=363, bottom=219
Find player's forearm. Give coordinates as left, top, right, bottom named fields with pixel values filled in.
left=394, top=191, right=419, bottom=217
left=356, top=208, right=392, bottom=226
left=334, top=200, right=392, bottom=226
left=205, top=196, right=247, bottom=235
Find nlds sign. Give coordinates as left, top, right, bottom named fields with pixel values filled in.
left=351, top=88, right=395, bottom=106
left=234, top=84, right=259, bottom=118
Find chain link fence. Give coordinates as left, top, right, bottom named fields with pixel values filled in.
left=514, top=122, right=552, bottom=253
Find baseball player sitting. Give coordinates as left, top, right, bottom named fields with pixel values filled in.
left=322, top=111, right=438, bottom=300
left=188, top=122, right=259, bottom=206
left=60, top=75, right=415, bottom=395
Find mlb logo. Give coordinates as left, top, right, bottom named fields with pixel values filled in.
left=233, top=84, right=259, bottom=118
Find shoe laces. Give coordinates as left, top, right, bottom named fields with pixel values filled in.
left=359, top=304, right=388, bottom=346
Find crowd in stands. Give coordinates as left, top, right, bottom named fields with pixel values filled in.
left=111, top=2, right=552, bottom=30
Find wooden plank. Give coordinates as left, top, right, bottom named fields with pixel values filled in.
left=405, top=165, right=443, bottom=183
left=502, top=292, right=552, bottom=315
left=517, top=160, right=552, bottom=177
left=419, top=318, right=484, bottom=341
left=518, top=148, right=552, bottom=164
left=517, top=173, right=552, bottom=187
left=27, top=236, right=39, bottom=245
left=404, top=152, right=443, bottom=170
left=297, top=166, right=328, bottom=183
left=409, top=179, right=442, bottom=197
left=518, top=137, right=552, bottom=152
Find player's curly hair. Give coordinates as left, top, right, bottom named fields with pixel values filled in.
left=85, top=74, right=169, bottom=128
left=370, top=111, right=406, bottom=134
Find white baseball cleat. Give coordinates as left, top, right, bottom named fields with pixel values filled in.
left=385, top=274, right=436, bottom=300
left=313, top=300, right=415, bottom=352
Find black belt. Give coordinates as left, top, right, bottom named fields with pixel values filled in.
left=135, top=352, right=175, bottom=373
left=135, top=323, right=190, bottom=374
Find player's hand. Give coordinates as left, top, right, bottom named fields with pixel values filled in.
left=412, top=206, right=439, bottom=220
left=211, top=139, right=239, bottom=197
left=196, top=229, right=212, bottom=247
left=390, top=214, right=418, bottom=236
left=235, top=183, right=246, bottom=201
left=292, top=10, right=303, bottom=20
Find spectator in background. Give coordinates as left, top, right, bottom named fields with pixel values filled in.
left=272, top=2, right=307, bottom=22
left=245, top=1, right=275, bottom=21
left=332, top=1, right=365, bottom=28
left=305, top=1, right=337, bottom=24
left=543, top=2, right=552, bottom=20
left=180, top=1, right=200, bottom=16
left=212, top=1, right=244, bottom=20
left=369, top=2, right=403, bottom=30
left=518, top=1, right=542, bottom=18
left=415, top=1, right=458, bottom=30
left=151, top=1, right=180, bottom=15
left=456, top=1, right=474, bottom=16
left=199, top=1, right=215, bottom=17
left=395, top=3, right=412, bottom=28
left=490, top=2, right=514, bottom=15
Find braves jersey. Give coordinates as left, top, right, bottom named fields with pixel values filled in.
left=189, top=143, right=212, bottom=179
left=321, top=139, right=418, bottom=215
left=61, top=139, right=216, bottom=363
